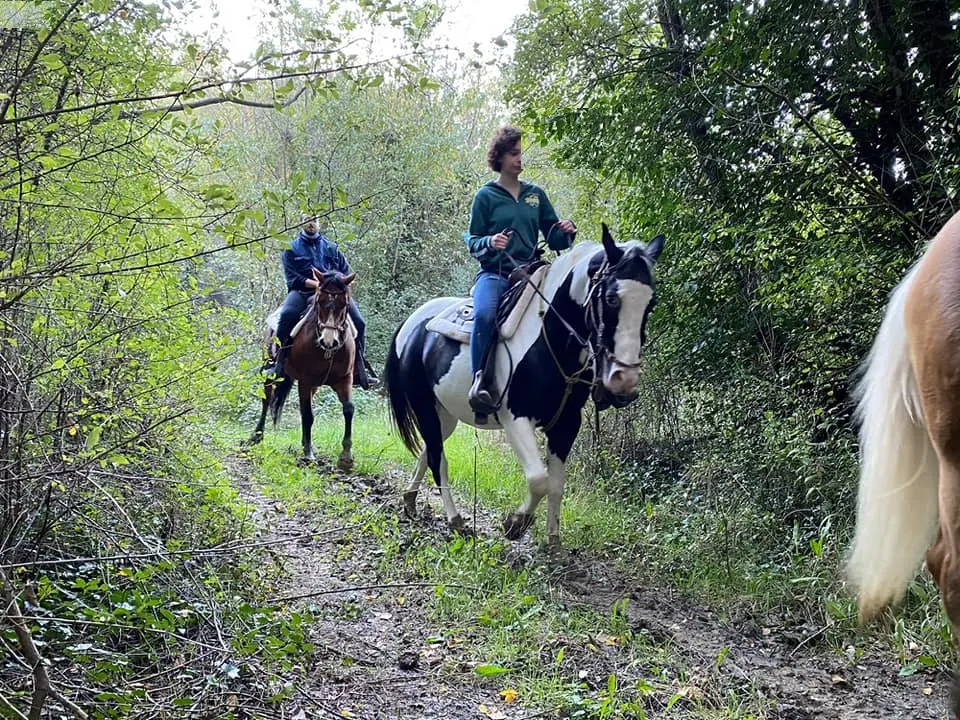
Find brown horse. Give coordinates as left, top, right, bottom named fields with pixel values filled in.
left=848, top=210, right=960, bottom=712
left=248, top=269, right=357, bottom=470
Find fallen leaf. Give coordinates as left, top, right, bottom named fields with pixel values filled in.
left=923, top=687, right=934, bottom=696
left=376, top=612, right=393, bottom=620
left=586, top=643, right=600, bottom=653
left=397, top=596, right=406, bottom=605
left=339, top=709, right=356, bottom=718
left=500, top=688, right=519, bottom=704
left=478, top=705, right=506, bottom=719
left=830, top=674, right=849, bottom=686
left=474, top=663, right=511, bottom=678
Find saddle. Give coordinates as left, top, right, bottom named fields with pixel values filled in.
left=425, top=260, right=549, bottom=344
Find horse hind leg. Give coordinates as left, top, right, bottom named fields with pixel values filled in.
left=403, top=451, right=428, bottom=518
left=922, top=455, right=960, bottom=720
left=415, top=406, right=464, bottom=532
left=246, top=382, right=273, bottom=446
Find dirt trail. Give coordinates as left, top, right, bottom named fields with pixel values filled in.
left=234, top=452, right=951, bottom=720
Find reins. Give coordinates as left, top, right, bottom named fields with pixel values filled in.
left=499, top=242, right=619, bottom=431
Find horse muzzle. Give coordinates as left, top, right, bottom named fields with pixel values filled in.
left=592, top=384, right=639, bottom=412
left=600, top=358, right=640, bottom=398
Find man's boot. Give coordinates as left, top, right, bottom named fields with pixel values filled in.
left=365, top=357, right=380, bottom=387
left=267, top=343, right=290, bottom=381
left=353, top=349, right=380, bottom=390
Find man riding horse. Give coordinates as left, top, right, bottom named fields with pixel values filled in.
left=269, top=215, right=379, bottom=390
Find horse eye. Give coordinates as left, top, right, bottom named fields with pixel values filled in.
left=606, top=293, right=620, bottom=309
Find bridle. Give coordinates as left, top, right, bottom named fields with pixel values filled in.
left=313, top=283, right=350, bottom=359
left=584, top=258, right=645, bottom=372
left=498, top=244, right=648, bottom=430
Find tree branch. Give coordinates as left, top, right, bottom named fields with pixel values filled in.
left=0, top=568, right=88, bottom=720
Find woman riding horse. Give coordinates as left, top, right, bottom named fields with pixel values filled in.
left=463, top=126, right=576, bottom=422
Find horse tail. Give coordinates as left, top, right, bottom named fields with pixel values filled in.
left=269, top=375, right=294, bottom=426
left=847, top=261, right=938, bottom=622
left=384, top=327, right=422, bottom=456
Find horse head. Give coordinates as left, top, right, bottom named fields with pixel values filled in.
left=311, top=268, right=355, bottom=354
left=587, top=223, right=664, bottom=410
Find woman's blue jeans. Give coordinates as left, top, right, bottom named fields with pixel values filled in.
left=470, top=272, right=510, bottom=375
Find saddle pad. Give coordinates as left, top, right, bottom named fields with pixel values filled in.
left=425, top=265, right=548, bottom=344
left=266, top=306, right=356, bottom=340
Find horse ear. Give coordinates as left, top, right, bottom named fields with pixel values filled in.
left=601, top=222, right=623, bottom=265
left=644, top=234, right=665, bottom=263
left=342, top=273, right=356, bottom=286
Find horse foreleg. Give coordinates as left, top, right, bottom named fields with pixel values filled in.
left=543, top=415, right=580, bottom=548
left=545, top=453, right=567, bottom=548
left=335, top=382, right=354, bottom=472
left=502, top=416, right=548, bottom=541
left=297, top=383, right=315, bottom=462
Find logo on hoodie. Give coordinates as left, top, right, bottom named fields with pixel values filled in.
left=524, top=195, right=540, bottom=208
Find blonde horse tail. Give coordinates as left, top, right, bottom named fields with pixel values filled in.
left=847, top=262, right=939, bottom=622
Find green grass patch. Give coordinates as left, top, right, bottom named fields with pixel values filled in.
left=239, top=395, right=954, bottom=697
left=241, top=403, right=781, bottom=718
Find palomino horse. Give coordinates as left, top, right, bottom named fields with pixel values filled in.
left=248, top=269, right=357, bottom=470
left=385, top=224, right=664, bottom=546
left=848, top=210, right=960, bottom=712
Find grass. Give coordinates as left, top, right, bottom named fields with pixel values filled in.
left=232, top=402, right=771, bottom=718
left=233, top=395, right=953, bottom=717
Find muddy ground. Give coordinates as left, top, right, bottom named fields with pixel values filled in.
left=235, top=452, right=951, bottom=720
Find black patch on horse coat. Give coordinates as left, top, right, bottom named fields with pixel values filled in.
left=506, top=271, right=594, bottom=462
left=422, top=330, right=462, bottom=387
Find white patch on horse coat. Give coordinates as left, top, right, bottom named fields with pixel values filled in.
left=428, top=244, right=605, bottom=430
left=396, top=297, right=461, bottom=356
left=320, top=325, right=339, bottom=348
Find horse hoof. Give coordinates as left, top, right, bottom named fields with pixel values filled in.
left=450, top=515, right=475, bottom=536
left=337, top=456, right=354, bottom=472
left=502, top=512, right=534, bottom=541
left=297, top=455, right=315, bottom=467
left=402, top=491, right=418, bottom=518
left=243, top=433, right=263, bottom=447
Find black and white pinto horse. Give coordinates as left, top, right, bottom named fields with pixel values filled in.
left=385, top=224, right=664, bottom=546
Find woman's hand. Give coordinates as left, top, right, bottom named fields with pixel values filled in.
left=490, top=229, right=512, bottom=250
left=557, top=219, right=577, bottom=235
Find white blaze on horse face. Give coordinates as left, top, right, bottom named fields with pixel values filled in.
left=602, top=279, right=652, bottom=395
left=320, top=320, right=340, bottom=348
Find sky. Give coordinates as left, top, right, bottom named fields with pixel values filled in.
left=182, top=0, right=523, bottom=66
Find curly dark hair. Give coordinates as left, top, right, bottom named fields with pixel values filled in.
left=486, top=125, right=522, bottom=172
